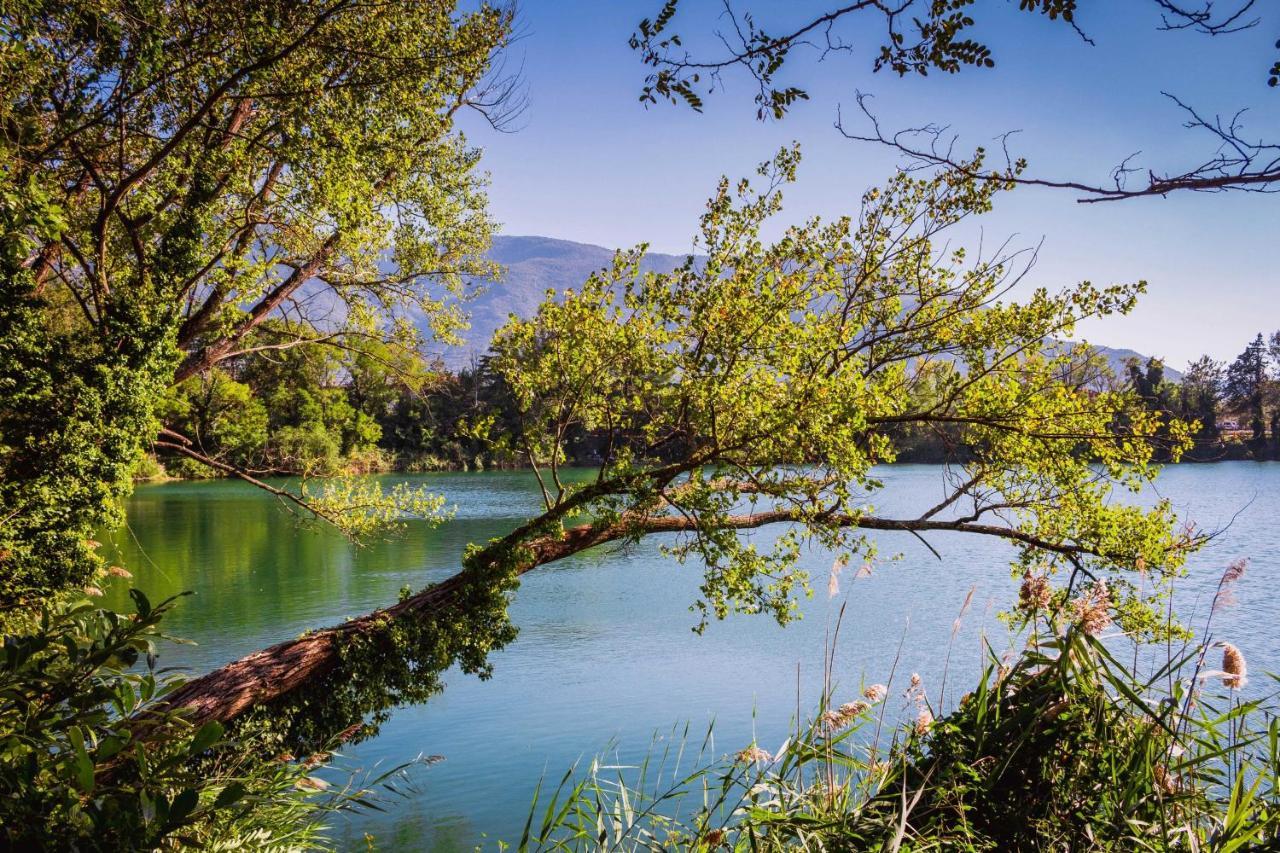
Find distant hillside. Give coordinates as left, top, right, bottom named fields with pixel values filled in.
left=440, top=235, right=1180, bottom=381
left=441, top=235, right=690, bottom=366
left=1089, top=346, right=1182, bottom=383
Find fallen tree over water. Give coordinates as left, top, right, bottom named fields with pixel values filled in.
left=156, top=152, right=1202, bottom=747
left=159, top=506, right=1130, bottom=730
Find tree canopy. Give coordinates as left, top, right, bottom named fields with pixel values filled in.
left=5, top=0, right=514, bottom=601
left=158, top=150, right=1202, bottom=740
left=486, top=146, right=1195, bottom=631
left=0, top=0, right=514, bottom=604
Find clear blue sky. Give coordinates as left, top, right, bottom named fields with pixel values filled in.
left=459, top=1, right=1278, bottom=368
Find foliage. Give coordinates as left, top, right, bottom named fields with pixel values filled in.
left=518, top=622, right=1280, bottom=851
left=1180, top=355, right=1226, bottom=448
left=157, top=320, right=443, bottom=477
left=481, top=147, right=1196, bottom=635
left=1, top=0, right=513, bottom=602
left=0, top=591, right=409, bottom=850
left=1, top=3, right=513, bottom=842
left=161, top=369, right=270, bottom=473
left=631, top=0, right=1085, bottom=120
left=1, top=169, right=173, bottom=606
left=4, top=0, right=508, bottom=376
left=159, top=151, right=1213, bottom=773
left=235, top=540, right=525, bottom=757
left=299, top=477, right=448, bottom=539
left=378, top=356, right=525, bottom=471
left=1127, top=333, right=1280, bottom=461
left=629, top=1, right=1279, bottom=199
left=1226, top=333, right=1271, bottom=450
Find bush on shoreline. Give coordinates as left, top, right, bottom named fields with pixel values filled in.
left=519, top=575, right=1276, bottom=851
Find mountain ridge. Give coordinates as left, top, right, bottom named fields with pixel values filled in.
left=440, top=235, right=1180, bottom=382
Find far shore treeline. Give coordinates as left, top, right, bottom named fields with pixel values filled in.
left=151, top=324, right=1280, bottom=480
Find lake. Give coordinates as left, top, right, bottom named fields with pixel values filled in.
left=101, top=464, right=1280, bottom=849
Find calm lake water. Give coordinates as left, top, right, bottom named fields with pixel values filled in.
left=101, top=464, right=1280, bottom=850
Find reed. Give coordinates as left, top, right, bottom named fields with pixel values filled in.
left=515, top=563, right=1280, bottom=851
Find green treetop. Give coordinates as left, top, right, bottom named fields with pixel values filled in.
left=1, top=0, right=513, bottom=604
left=486, top=147, right=1197, bottom=635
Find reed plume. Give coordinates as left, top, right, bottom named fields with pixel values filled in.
left=1072, top=579, right=1112, bottom=635
left=1220, top=642, right=1248, bottom=690
left=1018, top=573, right=1051, bottom=613
left=735, top=744, right=773, bottom=765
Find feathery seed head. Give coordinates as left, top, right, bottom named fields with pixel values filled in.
left=735, top=744, right=773, bottom=765
left=1220, top=642, right=1248, bottom=690
left=1019, top=573, right=1052, bottom=613
left=1072, top=579, right=1112, bottom=635
left=914, top=707, right=934, bottom=735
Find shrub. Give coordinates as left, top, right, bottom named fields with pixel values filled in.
left=0, top=590, right=411, bottom=850
left=520, top=625, right=1280, bottom=851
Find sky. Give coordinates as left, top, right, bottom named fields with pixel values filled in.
left=458, top=1, right=1279, bottom=368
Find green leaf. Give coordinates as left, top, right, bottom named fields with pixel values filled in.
left=166, top=788, right=199, bottom=828
left=187, top=720, right=224, bottom=756
left=213, top=781, right=247, bottom=809
left=67, top=727, right=94, bottom=793
left=129, top=588, right=152, bottom=618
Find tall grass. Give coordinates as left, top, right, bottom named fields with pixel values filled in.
left=514, top=566, right=1280, bottom=851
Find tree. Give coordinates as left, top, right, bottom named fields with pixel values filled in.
left=1225, top=333, right=1269, bottom=452
left=161, top=369, right=269, bottom=474
left=631, top=1, right=1280, bottom=200
left=1, top=0, right=515, bottom=603
left=1179, top=355, right=1224, bottom=450
left=1125, top=357, right=1179, bottom=460
left=155, top=153, right=1201, bottom=741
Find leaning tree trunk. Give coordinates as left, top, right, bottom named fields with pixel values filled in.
left=154, top=518, right=631, bottom=727
left=158, top=574, right=470, bottom=726
left=154, top=509, right=1088, bottom=728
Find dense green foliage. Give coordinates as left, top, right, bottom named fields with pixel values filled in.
left=1, top=0, right=512, bottom=603
left=1125, top=329, right=1280, bottom=461
left=0, top=591, right=411, bottom=850
left=152, top=323, right=526, bottom=478
left=0, top=170, right=174, bottom=607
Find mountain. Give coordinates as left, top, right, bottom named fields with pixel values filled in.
left=1089, top=347, right=1183, bottom=383
left=439, top=235, right=690, bottom=366
left=441, top=235, right=1180, bottom=382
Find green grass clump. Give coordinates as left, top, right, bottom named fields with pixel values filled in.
left=518, top=617, right=1279, bottom=851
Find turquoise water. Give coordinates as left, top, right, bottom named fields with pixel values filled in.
left=101, top=464, right=1280, bottom=849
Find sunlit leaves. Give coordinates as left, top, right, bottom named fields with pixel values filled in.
left=489, top=147, right=1192, bottom=632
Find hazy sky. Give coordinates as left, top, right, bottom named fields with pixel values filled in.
left=459, top=1, right=1278, bottom=368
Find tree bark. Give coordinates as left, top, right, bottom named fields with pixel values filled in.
left=157, top=519, right=614, bottom=726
